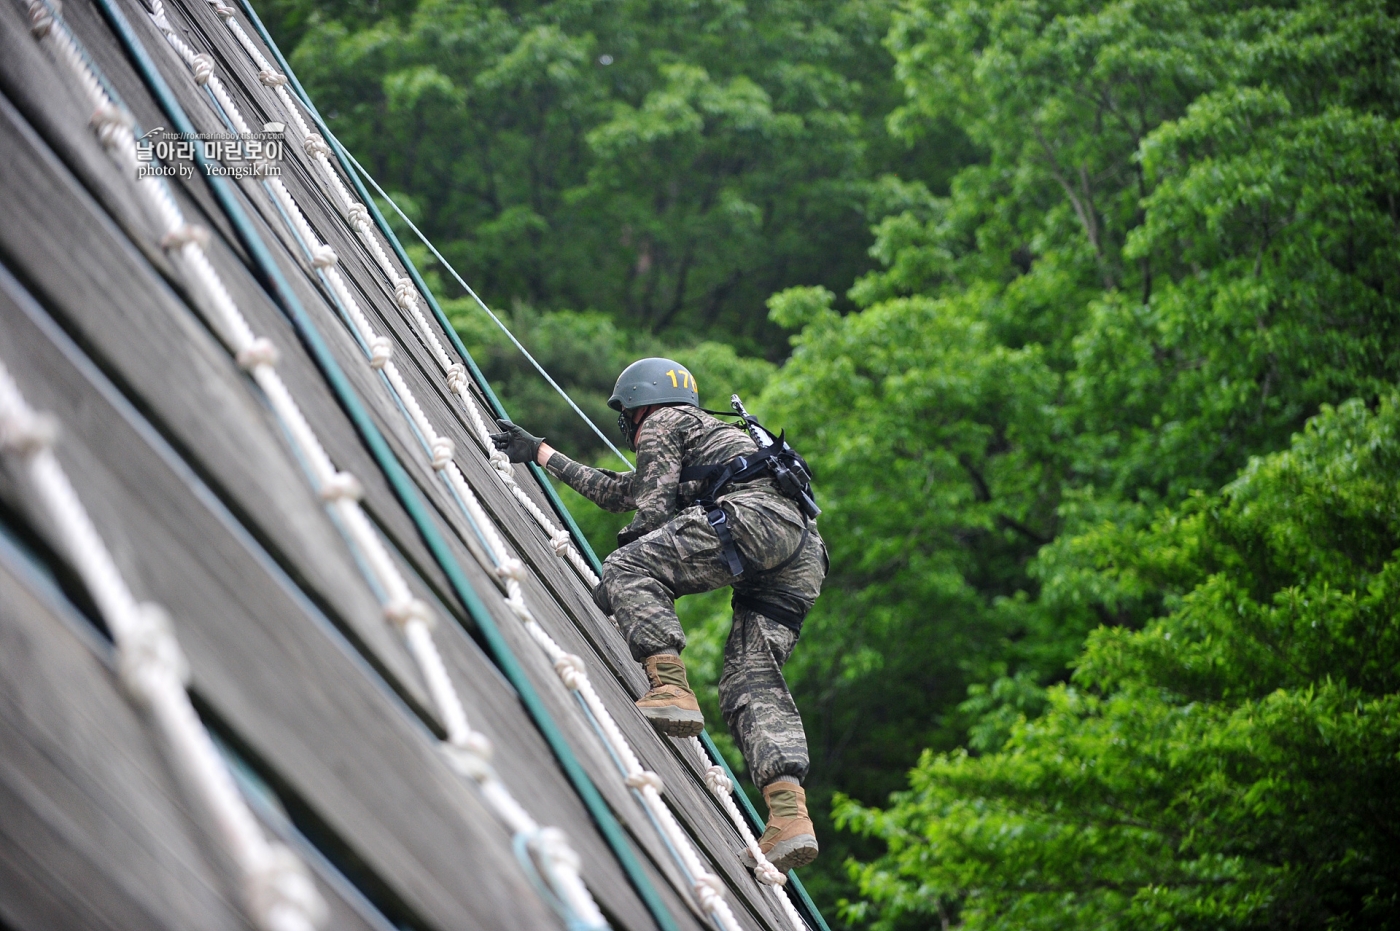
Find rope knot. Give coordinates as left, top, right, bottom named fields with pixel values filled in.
left=452, top=729, right=494, bottom=760
left=310, top=244, right=338, bottom=268
left=691, top=872, right=725, bottom=911
left=549, top=529, right=573, bottom=557
left=160, top=223, right=210, bottom=252
left=28, top=0, right=57, bottom=37
left=257, top=69, right=288, bottom=87
left=302, top=132, right=332, bottom=159
left=495, top=559, right=527, bottom=582
left=190, top=53, right=214, bottom=85
left=532, top=827, right=581, bottom=873
left=753, top=858, right=787, bottom=886
left=244, top=843, right=328, bottom=931
left=207, top=0, right=236, bottom=17
left=553, top=653, right=586, bottom=690
left=346, top=203, right=370, bottom=231
left=234, top=337, right=279, bottom=371
left=490, top=450, right=514, bottom=474
left=393, top=277, right=417, bottom=311
left=384, top=597, right=433, bottom=630
left=625, top=770, right=664, bottom=794
left=89, top=105, right=132, bottom=149
left=445, top=362, right=468, bottom=394
left=318, top=471, right=362, bottom=502
left=0, top=409, right=59, bottom=457
left=117, top=603, right=190, bottom=704
left=441, top=738, right=493, bottom=780
left=703, top=765, right=733, bottom=796
left=429, top=435, right=454, bottom=470
left=368, top=336, right=393, bottom=370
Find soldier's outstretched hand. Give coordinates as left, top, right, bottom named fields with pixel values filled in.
left=490, top=419, right=544, bottom=464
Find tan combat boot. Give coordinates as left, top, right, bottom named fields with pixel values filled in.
left=636, top=653, right=704, bottom=737
left=742, top=780, right=819, bottom=872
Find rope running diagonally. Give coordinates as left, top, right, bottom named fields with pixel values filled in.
left=259, top=27, right=820, bottom=931
left=336, top=151, right=635, bottom=473
left=179, top=3, right=809, bottom=928
left=269, top=51, right=829, bottom=928
left=19, top=3, right=608, bottom=928
left=181, top=0, right=606, bottom=587
left=0, top=357, right=327, bottom=931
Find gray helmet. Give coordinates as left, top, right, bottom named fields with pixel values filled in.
left=608, top=357, right=699, bottom=411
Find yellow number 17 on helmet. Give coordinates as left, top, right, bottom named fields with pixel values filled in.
left=665, top=369, right=696, bottom=392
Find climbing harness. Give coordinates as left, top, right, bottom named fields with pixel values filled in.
left=731, top=593, right=809, bottom=634
left=680, top=395, right=820, bottom=578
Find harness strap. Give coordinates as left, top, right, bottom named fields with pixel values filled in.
left=687, top=443, right=813, bottom=579
left=680, top=444, right=781, bottom=486
left=702, top=499, right=745, bottom=576
left=752, top=519, right=810, bottom=579
left=731, top=593, right=808, bottom=633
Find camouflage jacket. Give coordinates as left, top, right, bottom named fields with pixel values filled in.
left=545, top=406, right=767, bottom=542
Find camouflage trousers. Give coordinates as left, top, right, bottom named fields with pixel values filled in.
left=600, top=486, right=827, bottom=786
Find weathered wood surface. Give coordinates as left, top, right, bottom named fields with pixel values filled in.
left=121, top=4, right=798, bottom=925
left=60, top=3, right=720, bottom=920
left=0, top=13, right=439, bottom=723
left=0, top=0, right=817, bottom=927
left=0, top=256, right=576, bottom=929
left=141, top=7, right=805, bottom=924
left=0, top=548, right=250, bottom=931
left=156, top=0, right=812, bottom=924
left=0, top=87, right=691, bottom=929
left=0, top=38, right=697, bottom=929
left=0, top=540, right=395, bottom=931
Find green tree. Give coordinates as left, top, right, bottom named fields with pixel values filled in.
left=751, top=0, right=1400, bottom=916
left=835, top=396, right=1400, bottom=931
left=759, top=0, right=1400, bottom=769
left=260, top=0, right=1400, bottom=923
left=278, top=0, right=972, bottom=351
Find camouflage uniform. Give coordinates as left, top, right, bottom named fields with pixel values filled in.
left=545, top=406, right=826, bottom=786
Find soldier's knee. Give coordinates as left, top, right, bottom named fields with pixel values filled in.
left=601, top=544, right=644, bottom=581
left=598, top=557, right=643, bottom=614
left=717, top=676, right=743, bottom=721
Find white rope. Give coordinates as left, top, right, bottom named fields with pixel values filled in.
left=24, top=4, right=607, bottom=929
left=341, top=151, right=635, bottom=473
left=683, top=738, right=794, bottom=892
left=207, top=1, right=614, bottom=585
left=179, top=7, right=807, bottom=928
left=0, top=359, right=327, bottom=931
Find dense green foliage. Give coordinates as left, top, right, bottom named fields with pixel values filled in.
left=266, top=0, right=1400, bottom=925
left=835, top=396, right=1400, bottom=930
left=751, top=0, right=1400, bottom=920
left=280, top=0, right=972, bottom=351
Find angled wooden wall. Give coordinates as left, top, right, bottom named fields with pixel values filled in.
left=0, top=0, right=817, bottom=929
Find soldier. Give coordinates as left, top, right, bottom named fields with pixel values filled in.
left=490, top=357, right=826, bottom=872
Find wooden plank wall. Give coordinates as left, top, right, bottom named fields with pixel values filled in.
left=0, top=0, right=814, bottom=929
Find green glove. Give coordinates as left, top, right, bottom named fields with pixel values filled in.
left=490, top=419, right=544, bottom=464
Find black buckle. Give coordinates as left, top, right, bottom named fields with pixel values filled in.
left=701, top=500, right=745, bottom=576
